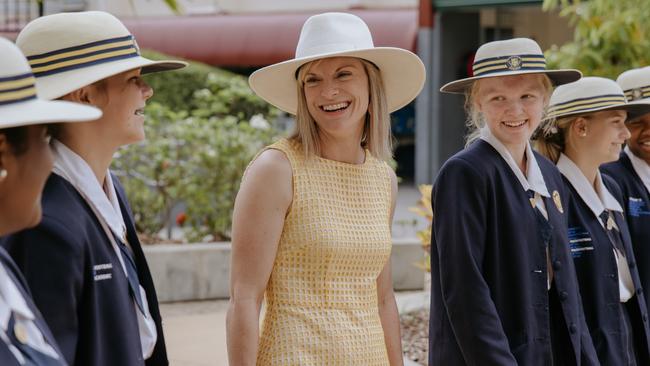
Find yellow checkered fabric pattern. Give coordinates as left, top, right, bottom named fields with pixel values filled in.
left=255, top=138, right=393, bottom=365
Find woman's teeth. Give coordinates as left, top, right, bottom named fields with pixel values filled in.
left=322, top=102, right=349, bottom=111
left=502, top=120, right=526, bottom=127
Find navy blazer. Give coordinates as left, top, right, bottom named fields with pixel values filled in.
left=563, top=173, right=650, bottom=365
left=602, top=153, right=650, bottom=314
left=429, top=140, right=598, bottom=366
left=1, top=173, right=168, bottom=366
left=0, top=247, right=65, bottom=366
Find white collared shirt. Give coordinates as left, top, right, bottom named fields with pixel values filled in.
left=0, top=263, right=60, bottom=364
left=480, top=128, right=553, bottom=288
left=625, top=146, right=650, bottom=194
left=50, top=140, right=157, bottom=358
left=480, top=127, right=551, bottom=214
left=557, top=153, right=634, bottom=302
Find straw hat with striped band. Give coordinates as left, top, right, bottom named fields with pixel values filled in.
left=440, top=38, right=581, bottom=94
left=546, top=77, right=650, bottom=122
left=16, top=11, right=187, bottom=100
left=617, top=66, right=650, bottom=109
left=0, top=37, right=101, bottom=128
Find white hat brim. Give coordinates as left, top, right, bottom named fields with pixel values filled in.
left=35, top=55, right=187, bottom=100
left=248, top=47, right=426, bottom=114
left=440, top=69, right=582, bottom=94
left=0, top=98, right=102, bottom=128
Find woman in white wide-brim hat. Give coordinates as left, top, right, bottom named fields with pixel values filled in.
left=602, top=67, right=650, bottom=323
left=429, top=37, right=600, bottom=366
left=0, top=36, right=100, bottom=366
left=536, top=76, right=650, bottom=365
left=227, top=12, right=425, bottom=365
left=2, top=11, right=186, bottom=366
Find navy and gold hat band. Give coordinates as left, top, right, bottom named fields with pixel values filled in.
left=27, top=35, right=140, bottom=78
left=547, top=94, right=626, bottom=118
left=473, top=54, right=546, bottom=76
left=624, top=86, right=650, bottom=101
left=0, top=73, right=37, bottom=106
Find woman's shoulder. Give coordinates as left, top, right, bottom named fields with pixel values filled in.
left=242, top=140, right=293, bottom=196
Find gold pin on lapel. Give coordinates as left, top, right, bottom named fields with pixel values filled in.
left=607, top=215, right=615, bottom=230
left=552, top=190, right=564, bottom=213
left=14, top=322, right=28, bottom=344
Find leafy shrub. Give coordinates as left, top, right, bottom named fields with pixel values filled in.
left=112, top=51, right=280, bottom=242
left=543, top=0, right=650, bottom=78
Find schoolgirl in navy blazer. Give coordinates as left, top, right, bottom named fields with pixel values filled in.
left=430, top=38, right=597, bottom=366
left=536, top=76, right=650, bottom=365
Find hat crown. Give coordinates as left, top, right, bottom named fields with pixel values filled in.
left=550, top=77, right=624, bottom=106
left=295, top=13, right=374, bottom=59
left=475, top=38, right=543, bottom=61
left=471, top=38, right=547, bottom=77
left=617, top=66, right=650, bottom=101
left=0, top=38, right=31, bottom=77
left=16, top=11, right=131, bottom=57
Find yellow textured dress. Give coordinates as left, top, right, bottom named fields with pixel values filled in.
left=255, top=138, right=393, bottom=365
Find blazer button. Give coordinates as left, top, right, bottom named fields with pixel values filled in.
left=552, top=260, right=562, bottom=271
left=569, top=323, right=577, bottom=334
left=559, top=291, right=568, bottom=301
left=629, top=261, right=637, bottom=269
left=608, top=274, right=617, bottom=280
left=637, top=288, right=644, bottom=296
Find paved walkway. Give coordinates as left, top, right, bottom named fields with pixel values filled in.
left=160, top=291, right=429, bottom=366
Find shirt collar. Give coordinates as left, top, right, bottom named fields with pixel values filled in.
left=480, top=127, right=550, bottom=197
left=0, top=264, right=34, bottom=332
left=625, top=145, right=650, bottom=193
left=51, top=140, right=127, bottom=242
left=557, top=153, right=623, bottom=218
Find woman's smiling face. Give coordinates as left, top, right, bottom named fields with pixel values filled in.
left=302, top=57, right=369, bottom=139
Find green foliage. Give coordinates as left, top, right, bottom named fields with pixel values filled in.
left=112, top=50, right=280, bottom=242
left=543, top=0, right=650, bottom=78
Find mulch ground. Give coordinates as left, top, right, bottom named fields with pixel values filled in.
left=400, top=307, right=429, bottom=365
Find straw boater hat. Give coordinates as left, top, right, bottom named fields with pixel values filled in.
left=15, top=11, right=187, bottom=100
left=0, top=37, right=101, bottom=128
left=546, top=77, right=650, bottom=121
left=248, top=12, right=426, bottom=115
left=617, top=66, right=650, bottom=112
left=440, top=38, right=582, bottom=94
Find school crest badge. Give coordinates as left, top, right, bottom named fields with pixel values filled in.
left=552, top=190, right=564, bottom=213
left=505, top=55, right=523, bottom=70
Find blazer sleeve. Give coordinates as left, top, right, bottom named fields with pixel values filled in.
left=1, top=216, right=84, bottom=365
left=432, top=157, right=518, bottom=365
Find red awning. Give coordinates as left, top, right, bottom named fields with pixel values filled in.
left=121, top=9, right=418, bottom=67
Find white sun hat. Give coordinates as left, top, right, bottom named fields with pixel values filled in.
left=546, top=76, right=650, bottom=121
left=16, top=11, right=187, bottom=100
left=617, top=66, right=650, bottom=110
left=0, top=37, right=101, bottom=128
left=440, top=38, right=582, bottom=94
left=248, top=12, right=426, bottom=115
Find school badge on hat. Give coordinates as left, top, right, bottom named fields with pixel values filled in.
left=552, top=190, right=564, bottom=214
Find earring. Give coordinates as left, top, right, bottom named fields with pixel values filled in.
left=580, top=131, right=587, bottom=137
left=0, top=169, right=7, bottom=181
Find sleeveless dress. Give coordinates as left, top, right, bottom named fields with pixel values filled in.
left=254, top=138, right=393, bottom=365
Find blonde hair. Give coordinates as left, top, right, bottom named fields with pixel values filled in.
left=292, top=58, right=392, bottom=161
left=534, top=114, right=588, bottom=163
left=464, top=74, right=554, bottom=147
